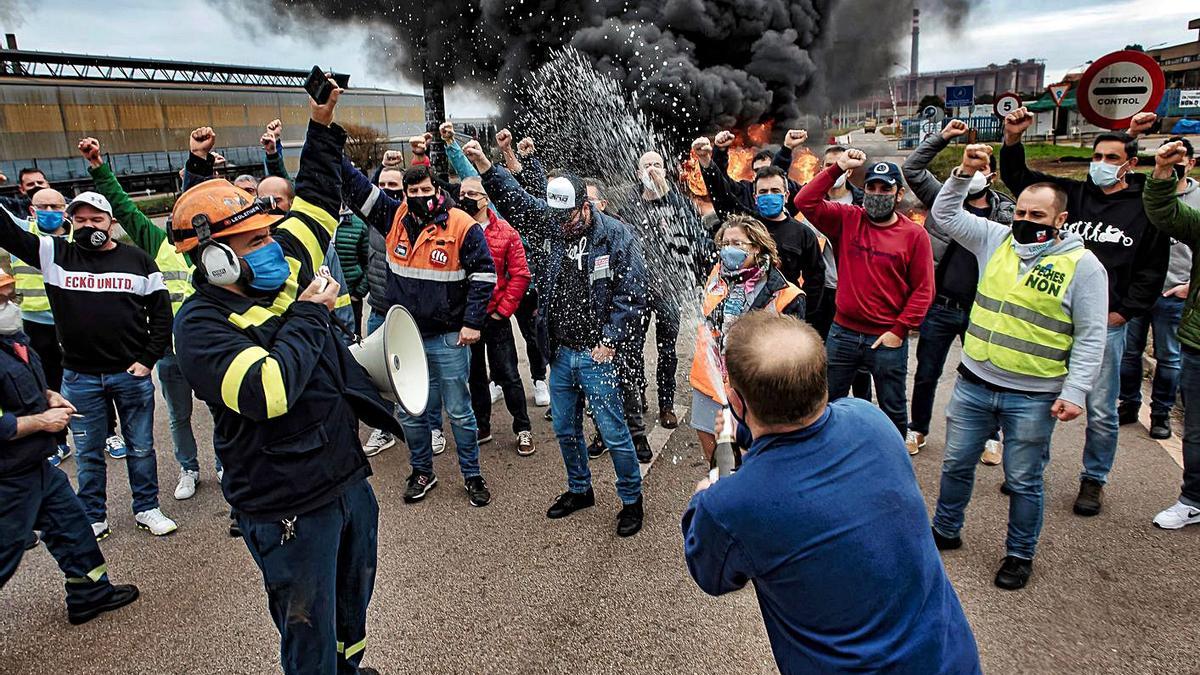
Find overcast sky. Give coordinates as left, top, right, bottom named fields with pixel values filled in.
left=0, top=0, right=1195, bottom=116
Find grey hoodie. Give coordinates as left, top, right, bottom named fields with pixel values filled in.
left=1165, top=178, right=1199, bottom=291
left=932, top=170, right=1109, bottom=408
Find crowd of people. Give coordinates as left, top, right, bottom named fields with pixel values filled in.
left=1, top=70, right=1197, bottom=673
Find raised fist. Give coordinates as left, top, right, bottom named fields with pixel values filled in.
left=261, top=132, right=277, bottom=155
left=439, top=121, right=455, bottom=143
left=783, top=129, right=808, bottom=150
left=211, top=151, right=226, bottom=167
left=496, top=128, right=513, bottom=151
left=691, top=137, right=714, bottom=167
left=941, top=119, right=969, bottom=140
left=266, top=119, right=282, bottom=138
left=517, top=137, right=535, bottom=157
left=382, top=150, right=404, bottom=169
left=78, top=137, right=103, bottom=167
left=462, top=140, right=491, bottom=172
left=714, top=130, right=735, bottom=149
left=1154, top=140, right=1189, bottom=180
left=190, top=127, right=216, bottom=157
left=837, top=148, right=866, bottom=171
left=408, top=135, right=428, bottom=155
left=1128, top=111, right=1157, bottom=137
left=960, top=143, right=993, bottom=174
left=1003, top=107, right=1034, bottom=142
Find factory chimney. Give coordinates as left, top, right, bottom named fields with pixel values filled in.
left=910, top=9, right=919, bottom=77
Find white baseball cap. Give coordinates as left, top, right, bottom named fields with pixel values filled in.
left=66, top=191, right=114, bottom=217
left=546, top=175, right=585, bottom=211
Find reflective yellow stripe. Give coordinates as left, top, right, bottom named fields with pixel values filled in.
left=291, top=196, right=338, bottom=238
left=342, top=637, right=366, bottom=659
left=228, top=306, right=277, bottom=330
left=221, top=346, right=269, bottom=413
left=279, top=219, right=324, bottom=269
left=66, top=563, right=108, bottom=584
left=261, top=356, right=287, bottom=418
left=335, top=293, right=351, bottom=309
left=267, top=258, right=303, bottom=318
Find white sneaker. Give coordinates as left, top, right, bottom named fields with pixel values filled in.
left=173, top=469, right=199, bottom=500
left=134, top=508, right=178, bottom=536
left=534, top=380, right=550, bottom=407
left=905, top=430, right=925, bottom=456
left=980, top=439, right=1003, bottom=466
left=92, top=520, right=110, bottom=542
left=431, top=429, right=446, bottom=456
left=217, top=468, right=224, bottom=482
left=489, top=382, right=503, bottom=403
left=363, top=429, right=395, bottom=457
left=1152, top=501, right=1200, bottom=530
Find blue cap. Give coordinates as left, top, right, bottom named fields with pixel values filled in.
left=864, top=161, right=903, bottom=187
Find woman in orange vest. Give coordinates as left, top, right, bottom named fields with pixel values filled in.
left=690, top=214, right=805, bottom=462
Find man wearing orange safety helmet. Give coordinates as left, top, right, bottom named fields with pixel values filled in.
left=168, top=77, right=395, bottom=675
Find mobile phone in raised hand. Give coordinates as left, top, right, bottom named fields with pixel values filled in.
left=304, top=65, right=334, bottom=105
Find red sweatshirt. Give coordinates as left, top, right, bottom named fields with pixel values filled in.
left=794, top=166, right=934, bottom=338
left=480, top=209, right=531, bottom=318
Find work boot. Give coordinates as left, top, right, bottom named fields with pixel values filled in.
left=616, top=497, right=644, bottom=537
left=1150, top=414, right=1172, bottom=440
left=931, top=527, right=962, bottom=551
left=547, top=489, right=595, bottom=519
left=994, top=556, right=1033, bottom=590
left=68, top=584, right=140, bottom=625
left=634, top=435, right=653, bottom=463
left=1073, top=478, right=1104, bottom=517
left=1117, top=400, right=1139, bottom=426
left=658, top=409, right=679, bottom=429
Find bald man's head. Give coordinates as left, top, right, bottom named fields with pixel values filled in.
left=724, top=313, right=827, bottom=426
left=257, top=176, right=294, bottom=211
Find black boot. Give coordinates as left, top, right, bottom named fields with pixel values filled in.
left=1150, top=414, right=1172, bottom=440
left=547, top=489, right=595, bottom=519
left=931, top=527, right=962, bottom=551
left=994, top=556, right=1033, bottom=590
left=68, top=584, right=140, bottom=625
left=1117, top=401, right=1139, bottom=426
left=634, top=435, right=653, bottom=463
left=617, top=496, right=644, bottom=537
left=1073, top=478, right=1104, bottom=516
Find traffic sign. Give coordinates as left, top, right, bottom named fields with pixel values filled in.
left=946, top=85, right=974, bottom=108
left=1076, top=50, right=1165, bottom=130
left=921, top=105, right=943, bottom=120
left=993, top=92, right=1022, bottom=117
left=1048, top=83, right=1070, bottom=107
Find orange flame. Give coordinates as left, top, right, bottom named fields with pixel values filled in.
left=789, top=149, right=820, bottom=186
left=908, top=210, right=928, bottom=228
left=681, top=154, right=708, bottom=197
left=680, top=120, right=825, bottom=197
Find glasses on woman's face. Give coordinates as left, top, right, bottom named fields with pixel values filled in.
left=721, top=239, right=753, bottom=250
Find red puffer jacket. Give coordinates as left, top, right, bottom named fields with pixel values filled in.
left=482, top=209, right=531, bottom=317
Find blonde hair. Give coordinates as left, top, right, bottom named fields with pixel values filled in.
left=714, top=215, right=779, bottom=268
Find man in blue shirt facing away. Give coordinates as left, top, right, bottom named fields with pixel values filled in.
left=681, top=312, right=980, bottom=674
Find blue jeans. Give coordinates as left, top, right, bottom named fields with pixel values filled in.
left=910, top=302, right=970, bottom=436
left=61, top=369, right=160, bottom=521
left=366, top=309, right=386, bottom=337
left=933, top=376, right=1058, bottom=560
left=826, top=322, right=910, bottom=435
left=238, top=479, right=377, bottom=675
left=549, top=348, right=642, bottom=504
left=1081, top=325, right=1127, bottom=484
left=158, top=351, right=217, bottom=474
left=1119, top=296, right=1184, bottom=417
left=399, top=333, right=480, bottom=479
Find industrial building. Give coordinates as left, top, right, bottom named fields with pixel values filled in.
left=0, top=45, right=437, bottom=196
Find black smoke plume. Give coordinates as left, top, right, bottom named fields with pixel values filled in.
left=235, top=0, right=971, bottom=137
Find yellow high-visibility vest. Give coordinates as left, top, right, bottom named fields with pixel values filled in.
left=13, top=221, right=50, bottom=314
left=153, top=238, right=194, bottom=315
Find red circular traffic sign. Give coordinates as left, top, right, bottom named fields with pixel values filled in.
left=993, top=92, right=1022, bottom=118
left=1076, top=50, right=1165, bottom=130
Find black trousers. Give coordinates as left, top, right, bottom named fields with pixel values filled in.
left=513, top=290, right=547, bottom=382
left=469, top=316, right=532, bottom=435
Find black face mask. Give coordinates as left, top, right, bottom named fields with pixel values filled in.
left=1010, top=219, right=1056, bottom=244
left=74, top=226, right=110, bottom=251
left=382, top=188, right=404, bottom=201
left=407, top=194, right=438, bottom=222
left=458, top=196, right=482, bottom=215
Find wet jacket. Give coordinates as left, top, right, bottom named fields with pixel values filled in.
left=480, top=164, right=647, bottom=359
left=0, top=331, right=55, bottom=476
left=173, top=120, right=402, bottom=520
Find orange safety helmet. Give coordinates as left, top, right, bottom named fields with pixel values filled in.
left=0, top=272, right=14, bottom=291
left=169, top=180, right=280, bottom=253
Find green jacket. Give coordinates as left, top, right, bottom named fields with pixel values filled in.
left=89, top=163, right=169, bottom=255
left=335, top=213, right=369, bottom=297
left=1144, top=175, right=1200, bottom=349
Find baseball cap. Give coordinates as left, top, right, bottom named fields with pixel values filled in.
left=546, top=174, right=586, bottom=211
left=66, top=191, right=114, bottom=217
left=0, top=273, right=13, bottom=290
left=864, top=161, right=903, bottom=187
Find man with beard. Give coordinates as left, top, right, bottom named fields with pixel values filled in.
left=463, top=140, right=649, bottom=537
left=341, top=159, right=496, bottom=507
left=795, top=151, right=934, bottom=437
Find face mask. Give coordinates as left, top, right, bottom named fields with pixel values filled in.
left=35, top=210, right=66, bottom=234
left=863, top=193, right=896, bottom=222
left=458, top=196, right=483, bottom=215
left=832, top=173, right=848, bottom=190
left=0, top=302, right=21, bottom=335
left=756, top=193, right=785, bottom=218
left=382, top=188, right=404, bottom=201
left=1088, top=160, right=1124, bottom=188
left=1010, top=218, right=1056, bottom=245
left=74, top=226, right=110, bottom=251
left=1175, top=164, right=1188, bottom=181
left=719, top=245, right=750, bottom=273
left=1012, top=240, right=1054, bottom=260
left=967, top=172, right=991, bottom=199
left=243, top=241, right=291, bottom=292
left=407, top=194, right=440, bottom=222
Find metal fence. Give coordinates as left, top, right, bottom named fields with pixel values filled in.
left=897, top=115, right=1003, bottom=149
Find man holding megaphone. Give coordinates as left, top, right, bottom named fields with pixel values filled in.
left=168, top=75, right=396, bottom=675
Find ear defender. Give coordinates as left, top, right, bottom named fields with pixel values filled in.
left=192, top=213, right=251, bottom=286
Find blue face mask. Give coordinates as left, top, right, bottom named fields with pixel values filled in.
left=1088, top=160, right=1124, bottom=188
left=35, top=209, right=65, bottom=234
left=756, top=193, right=785, bottom=218
left=719, top=245, right=750, bottom=273
left=243, top=241, right=291, bottom=292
